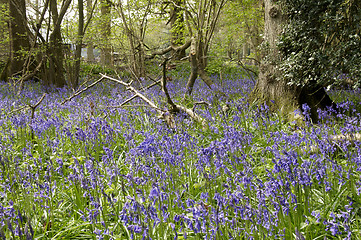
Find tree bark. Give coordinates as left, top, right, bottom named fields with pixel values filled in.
left=86, top=0, right=94, bottom=63
left=185, top=38, right=198, bottom=95
left=100, top=0, right=111, bottom=66
left=73, top=0, right=84, bottom=89
left=46, top=0, right=70, bottom=88
left=184, top=35, right=215, bottom=96
left=249, top=0, right=333, bottom=122
left=3, top=0, right=31, bottom=80
left=169, top=0, right=186, bottom=60
left=183, top=0, right=226, bottom=97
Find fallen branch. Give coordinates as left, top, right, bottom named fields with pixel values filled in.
left=61, top=76, right=104, bottom=105
left=100, top=74, right=160, bottom=110
left=329, top=133, right=361, bottom=143
left=109, top=79, right=161, bottom=108
left=59, top=70, right=207, bottom=128
left=175, top=104, right=206, bottom=126
left=100, top=73, right=207, bottom=128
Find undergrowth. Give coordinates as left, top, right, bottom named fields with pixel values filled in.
left=0, top=67, right=361, bottom=239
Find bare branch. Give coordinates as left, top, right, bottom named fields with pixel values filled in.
left=16, top=57, right=44, bottom=95
left=29, top=93, right=46, bottom=120
left=147, top=39, right=192, bottom=60
left=111, top=79, right=161, bottom=108
left=175, top=104, right=207, bottom=126
left=61, top=77, right=105, bottom=105
left=100, top=74, right=160, bottom=110
left=100, top=73, right=207, bottom=128
left=107, top=104, right=164, bottom=112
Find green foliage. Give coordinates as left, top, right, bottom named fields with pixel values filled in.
left=278, top=0, right=361, bottom=89
left=215, top=0, right=263, bottom=60
left=205, top=57, right=224, bottom=75
left=205, top=57, right=258, bottom=79
left=81, top=62, right=116, bottom=76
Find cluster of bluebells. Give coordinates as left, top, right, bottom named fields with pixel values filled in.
left=0, top=71, right=361, bottom=239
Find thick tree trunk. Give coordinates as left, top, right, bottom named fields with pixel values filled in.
left=48, top=0, right=66, bottom=87
left=4, top=0, right=30, bottom=78
left=249, top=0, right=333, bottom=122
left=185, top=40, right=198, bottom=95
left=48, top=28, right=66, bottom=87
left=184, top=36, right=215, bottom=96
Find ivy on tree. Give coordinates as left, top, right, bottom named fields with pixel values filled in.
left=278, top=0, right=361, bottom=88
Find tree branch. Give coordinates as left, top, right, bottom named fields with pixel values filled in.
left=147, top=39, right=191, bottom=60
left=61, top=77, right=105, bottom=105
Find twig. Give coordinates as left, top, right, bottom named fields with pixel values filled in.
left=112, top=80, right=161, bottom=108
left=8, top=105, right=29, bottom=116
left=16, top=57, right=44, bottom=95
left=140, top=79, right=161, bottom=91
left=175, top=104, right=206, bottom=126
left=29, top=93, right=46, bottom=120
left=146, top=39, right=192, bottom=60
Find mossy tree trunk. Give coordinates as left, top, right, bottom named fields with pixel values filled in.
left=249, top=0, right=333, bottom=122
left=169, top=0, right=186, bottom=60
left=73, top=0, right=84, bottom=90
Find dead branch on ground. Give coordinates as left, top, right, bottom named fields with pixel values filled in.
left=99, top=68, right=207, bottom=128
left=61, top=76, right=105, bottom=105
left=60, top=65, right=207, bottom=128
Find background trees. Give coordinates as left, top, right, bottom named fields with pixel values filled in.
left=0, top=0, right=261, bottom=91
left=0, top=0, right=359, bottom=122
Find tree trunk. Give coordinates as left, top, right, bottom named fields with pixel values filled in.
left=3, top=0, right=30, bottom=79
left=100, top=0, right=111, bottom=66
left=249, top=0, right=333, bottom=122
left=47, top=0, right=67, bottom=88
left=86, top=0, right=94, bottom=63
left=184, top=36, right=215, bottom=96
left=73, top=0, right=84, bottom=89
left=169, top=0, right=186, bottom=60
left=185, top=38, right=198, bottom=95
